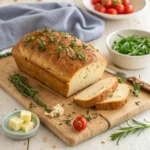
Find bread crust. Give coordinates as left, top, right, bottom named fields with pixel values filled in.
left=12, top=29, right=107, bottom=97
left=73, top=78, right=118, bottom=108
left=95, top=86, right=130, bottom=110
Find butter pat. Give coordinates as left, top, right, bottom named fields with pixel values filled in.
left=44, top=104, right=64, bottom=118
left=20, top=110, right=31, bottom=122
left=21, top=122, right=35, bottom=133
left=8, top=116, right=24, bottom=131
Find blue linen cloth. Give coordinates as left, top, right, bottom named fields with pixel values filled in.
left=0, top=2, right=105, bottom=51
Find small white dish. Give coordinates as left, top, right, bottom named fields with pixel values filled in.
left=2, top=110, right=40, bottom=140
left=82, top=0, right=148, bottom=20
left=106, top=29, right=150, bottom=70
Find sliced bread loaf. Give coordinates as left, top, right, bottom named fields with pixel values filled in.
left=95, top=83, right=130, bottom=110
left=73, top=77, right=118, bottom=108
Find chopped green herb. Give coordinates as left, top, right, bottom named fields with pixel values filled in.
left=70, top=42, right=76, bottom=48
left=66, top=48, right=76, bottom=60
left=133, top=82, right=140, bottom=97
left=118, top=77, right=124, bottom=83
left=82, top=44, right=88, bottom=49
left=109, top=94, right=113, bottom=98
left=64, top=119, right=71, bottom=126
left=49, top=36, right=57, bottom=45
left=0, top=52, right=12, bottom=59
left=135, top=101, right=140, bottom=105
left=86, top=110, right=89, bottom=115
left=29, top=102, right=36, bottom=109
left=38, top=39, right=46, bottom=52
left=9, top=73, right=51, bottom=113
left=76, top=50, right=85, bottom=60
left=24, top=36, right=35, bottom=43
left=43, top=27, right=49, bottom=32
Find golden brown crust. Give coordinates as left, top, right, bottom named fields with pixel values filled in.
left=12, top=43, right=69, bottom=97
left=95, top=92, right=130, bottom=110
left=12, top=28, right=107, bottom=97
left=18, top=29, right=106, bottom=82
left=73, top=78, right=118, bottom=108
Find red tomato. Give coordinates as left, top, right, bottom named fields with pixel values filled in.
left=122, top=0, right=130, bottom=6
left=124, top=4, right=134, bottom=14
left=92, top=0, right=100, bottom=4
left=115, top=4, right=125, bottom=14
left=73, top=117, right=87, bottom=131
left=96, top=5, right=106, bottom=13
left=107, top=8, right=117, bottom=14
left=101, top=0, right=112, bottom=8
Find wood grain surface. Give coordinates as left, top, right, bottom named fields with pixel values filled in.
left=0, top=56, right=150, bottom=146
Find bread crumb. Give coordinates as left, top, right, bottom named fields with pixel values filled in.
left=43, top=137, right=47, bottom=142
left=101, top=141, right=105, bottom=144
left=52, top=145, right=56, bottom=148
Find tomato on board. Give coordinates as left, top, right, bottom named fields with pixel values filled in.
left=124, top=4, right=134, bottom=14
left=101, top=0, right=112, bottom=8
left=92, top=0, right=100, bottom=4
left=107, top=8, right=117, bottom=14
left=122, top=0, right=130, bottom=6
left=73, top=116, right=87, bottom=131
left=115, top=4, right=125, bottom=14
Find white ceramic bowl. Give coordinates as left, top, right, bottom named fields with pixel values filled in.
left=106, top=29, right=150, bottom=69
left=82, top=0, right=148, bottom=20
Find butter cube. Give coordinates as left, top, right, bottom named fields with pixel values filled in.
left=8, top=116, right=24, bottom=131
left=21, top=122, right=35, bottom=133
left=20, top=111, right=31, bottom=122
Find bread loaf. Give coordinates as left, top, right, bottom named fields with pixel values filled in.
left=73, top=77, right=118, bottom=108
left=12, top=28, right=107, bottom=97
left=95, top=84, right=130, bottom=110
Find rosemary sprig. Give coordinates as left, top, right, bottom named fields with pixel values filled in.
left=0, top=52, right=12, bottom=59
left=110, top=119, right=150, bottom=145
left=9, top=73, right=51, bottom=113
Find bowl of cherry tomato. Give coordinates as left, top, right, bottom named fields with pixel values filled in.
left=82, top=0, right=148, bottom=19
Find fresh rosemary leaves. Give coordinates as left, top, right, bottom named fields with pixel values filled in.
left=110, top=119, right=150, bottom=145
left=9, top=73, right=51, bottom=113
left=0, top=52, right=12, bottom=59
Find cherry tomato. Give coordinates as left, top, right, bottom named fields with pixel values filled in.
left=95, top=4, right=106, bottom=13
left=122, top=0, right=130, bottom=6
left=106, top=8, right=117, bottom=14
left=73, top=116, right=87, bottom=131
left=124, top=4, right=134, bottom=14
left=92, top=0, right=100, bottom=4
left=115, top=4, right=125, bottom=14
left=101, top=0, right=112, bottom=8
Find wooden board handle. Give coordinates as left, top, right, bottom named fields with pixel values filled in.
left=127, top=77, right=150, bottom=94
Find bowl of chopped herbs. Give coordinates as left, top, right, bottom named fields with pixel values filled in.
left=106, top=29, right=150, bottom=69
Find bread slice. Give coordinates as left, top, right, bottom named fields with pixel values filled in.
left=73, top=77, right=118, bottom=108
left=95, top=83, right=130, bottom=110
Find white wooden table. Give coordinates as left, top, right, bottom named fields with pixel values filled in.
left=0, top=0, right=150, bottom=150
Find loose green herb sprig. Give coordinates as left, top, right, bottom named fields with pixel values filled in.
left=0, top=52, right=12, bottom=59
left=9, top=73, right=51, bottom=112
left=118, top=77, right=124, bottom=83
left=110, top=119, right=150, bottom=145
left=112, top=35, right=150, bottom=56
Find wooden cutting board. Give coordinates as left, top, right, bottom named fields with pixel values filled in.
left=0, top=56, right=150, bottom=146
